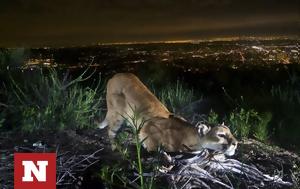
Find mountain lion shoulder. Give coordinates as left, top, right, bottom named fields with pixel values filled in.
left=98, top=73, right=238, bottom=156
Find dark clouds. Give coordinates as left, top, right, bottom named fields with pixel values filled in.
left=0, top=0, right=299, bottom=46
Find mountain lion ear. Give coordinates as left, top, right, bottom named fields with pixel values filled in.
left=196, top=123, right=211, bottom=136
left=219, top=122, right=229, bottom=129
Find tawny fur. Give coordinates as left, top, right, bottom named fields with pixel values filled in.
left=99, top=73, right=237, bottom=155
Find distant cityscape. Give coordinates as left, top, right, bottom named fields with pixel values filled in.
left=16, top=38, right=299, bottom=72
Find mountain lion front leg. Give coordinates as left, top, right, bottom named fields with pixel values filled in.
left=106, top=93, right=126, bottom=150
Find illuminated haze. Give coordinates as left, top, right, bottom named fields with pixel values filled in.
left=0, top=0, right=299, bottom=47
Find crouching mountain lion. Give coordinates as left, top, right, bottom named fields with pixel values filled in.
left=98, top=73, right=238, bottom=156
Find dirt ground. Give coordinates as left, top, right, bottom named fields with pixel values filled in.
left=0, top=128, right=299, bottom=188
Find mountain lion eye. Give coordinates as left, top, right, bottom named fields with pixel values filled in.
left=218, top=134, right=226, bottom=138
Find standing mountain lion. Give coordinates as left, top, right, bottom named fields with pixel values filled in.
left=98, top=73, right=237, bottom=156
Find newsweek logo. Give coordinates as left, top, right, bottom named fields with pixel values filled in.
left=14, top=153, right=56, bottom=189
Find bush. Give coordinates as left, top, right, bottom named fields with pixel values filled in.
left=253, top=112, right=272, bottom=142
left=207, top=110, right=220, bottom=126
left=229, top=108, right=256, bottom=139
left=9, top=69, right=103, bottom=132
left=228, top=108, right=271, bottom=141
left=204, top=108, right=270, bottom=142
left=159, top=80, right=194, bottom=113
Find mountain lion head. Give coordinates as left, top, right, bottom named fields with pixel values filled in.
left=197, top=123, right=238, bottom=156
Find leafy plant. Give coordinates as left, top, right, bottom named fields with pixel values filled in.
left=228, top=108, right=270, bottom=141
left=8, top=68, right=103, bottom=132
left=100, top=106, right=157, bottom=189
left=124, top=106, right=147, bottom=189
left=207, top=110, right=219, bottom=126
left=159, top=80, right=194, bottom=113
left=253, top=112, right=272, bottom=142
left=229, top=108, right=254, bottom=138
left=100, top=164, right=129, bottom=188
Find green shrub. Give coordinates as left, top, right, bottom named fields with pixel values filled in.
left=159, top=80, right=194, bottom=113
left=207, top=108, right=270, bottom=142
left=229, top=108, right=255, bottom=139
left=9, top=69, right=103, bottom=132
left=228, top=108, right=270, bottom=141
left=253, top=112, right=272, bottom=142
left=207, top=110, right=219, bottom=126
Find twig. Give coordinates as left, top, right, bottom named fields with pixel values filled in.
left=158, top=149, right=293, bottom=189
left=0, top=102, right=9, bottom=108
left=56, top=148, right=103, bottom=185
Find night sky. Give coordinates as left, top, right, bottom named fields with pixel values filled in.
left=0, top=0, right=299, bottom=47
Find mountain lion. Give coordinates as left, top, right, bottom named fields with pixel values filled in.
left=98, top=73, right=237, bottom=156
